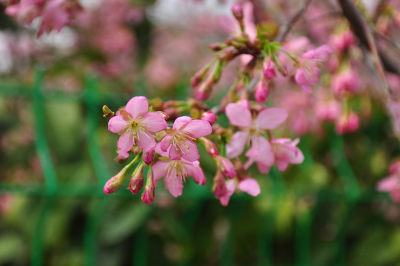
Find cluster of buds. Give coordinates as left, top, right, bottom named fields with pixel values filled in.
left=3, top=0, right=82, bottom=36
left=191, top=3, right=333, bottom=110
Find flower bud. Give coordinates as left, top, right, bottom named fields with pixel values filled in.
left=336, top=111, right=359, bottom=134
left=191, top=63, right=212, bottom=88
left=143, top=149, right=155, bottom=165
left=201, top=110, right=217, bottom=125
left=212, top=60, right=223, bottom=84
left=263, top=59, right=276, bottom=80
left=231, top=4, right=243, bottom=21
left=129, top=163, right=145, bottom=195
left=254, top=80, right=270, bottom=103
left=213, top=172, right=227, bottom=198
left=141, top=168, right=155, bottom=204
left=102, top=105, right=114, bottom=118
left=196, top=79, right=213, bottom=100
left=216, top=156, right=236, bottom=179
left=200, top=137, right=219, bottom=157
left=208, top=43, right=225, bottom=51
left=104, top=165, right=130, bottom=194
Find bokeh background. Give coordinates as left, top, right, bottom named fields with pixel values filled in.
left=1, top=0, right=400, bottom=265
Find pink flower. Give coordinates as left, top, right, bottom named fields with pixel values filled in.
left=160, top=116, right=212, bottom=162
left=294, top=45, right=333, bottom=94
left=152, top=145, right=206, bottom=197
left=225, top=103, right=288, bottom=173
left=271, top=138, right=304, bottom=172
left=336, top=111, right=359, bottom=134
left=108, top=96, right=167, bottom=159
left=330, top=31, right=355, bottom=53
left=38, top=0, right=69, bottom=36
left=216, top=177, right=260, bottom=206
left=332, top=68, right=361, bottom=97
left=378, top=161, right=400, bottom=202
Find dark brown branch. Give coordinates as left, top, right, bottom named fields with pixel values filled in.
left=275, top=0, right=313, bottom=42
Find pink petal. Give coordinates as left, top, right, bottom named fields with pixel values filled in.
left=108, top=115, right=129, bottom=133
left=245, top=136, right=274, bottom=173
left=141, top=112, right=167, bottom=132
left=165, top=169, right=184, bottom=197
left=137, top=129, right=156, bottom=152
left=185, top=161, right=206, bottom=185
left=238, top=178, right=260, bottom=196
left=377, top=176, right=398, bottom=192
left=180, top=139, right=200, bottom=162
left=256, top=108, right=288, bottom=130
left=219, top=180, right=236, bottom=206
left=173, top=116, right=192, bottom=130
left=160, top=134, right=173, bottom=152
left=182, top=120, right=212, bottom=138
left=152, top=161, right=169, bottom=183
left=225, top=103, right=252, bottom=128
left=226, top=131, right=249, bottom=158
left=276, top=160, right=289, bottom=172
left=117, top=131, right=134, bottom=159
left=155, top=143, right=169, bottom=157
left=126, top=96, right=148, bottom=119
left=168, top=145, right=181, bottom=160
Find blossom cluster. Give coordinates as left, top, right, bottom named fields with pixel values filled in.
left=3, top=0, right=82, bottom=36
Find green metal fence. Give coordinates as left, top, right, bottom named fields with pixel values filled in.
left=0, top=68, right=389, bottom=266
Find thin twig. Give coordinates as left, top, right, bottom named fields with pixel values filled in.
left=275, top=0, right=313, bottom=42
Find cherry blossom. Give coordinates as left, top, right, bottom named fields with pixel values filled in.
left=108, top=96, right=167, bottom=159
left=271, top=138, right=304, bottom=172
left=225, top=103, right=288, bottom=173
left=160, top=116, right=212, bottom=162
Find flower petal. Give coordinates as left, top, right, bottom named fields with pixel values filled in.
left=238, top=178, right=260, bottom=196
left=219, top=180, right=236, bottom=206
left=126, top=96, right=148, bottom=119
left=180, top=139, right=200, bottom=162
left=165, top=169, right=184, bottom=197
left=169, top=145, right=181, bottom=160
left=160, top=134, right=172, bottom=152
left=173, top=116, right=192, bottom=130
left=245, top=136, right=274, bottom=173
left=141, top=112, right=167, bottom=132
left=108, top=115, right=129, bottom=133
left=225, top=103, right=252, bottom=128
left=185, top=161, right=206, bottom=185
left=256, top=108, right=288, bottom=130
left=226, top=131, right=249, bottom=158
left=182, top=120, right=212, bottom=138
left=152, top=161, right=169, bottom=183
left=117, top=131, right=134, bottom=159
left=137, top=129, right=156, bottom=152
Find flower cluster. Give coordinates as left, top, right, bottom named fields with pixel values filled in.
left=4, top=0, right=82, bottom=36
left=104, top=96, right=212, bottom=204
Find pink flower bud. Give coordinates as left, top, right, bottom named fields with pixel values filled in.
left=143, top=149, right=155, bottom=165
left=129, top=164, right=145, bottom=195
left=216, top=156, right=236, bottom=179
left=200, top=137, right=219, bottom=157
left=213, top=172, right=227, bottom=198
left=141, top=168, right=155, bottom=204
left=201, top=110, right=217, bottom=125
left=336, top=111, right=359, bottom=134
left=196, top=80, right=213, bottom=100
left=254, top=80, right=270, bottom=103
left=263, top=59, right=276, bottom=80
left=103, top=166, right=130, bottom=194
left=332, top=68, right=361, bottom=97
left=231, top=4, right=243, bottom=21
